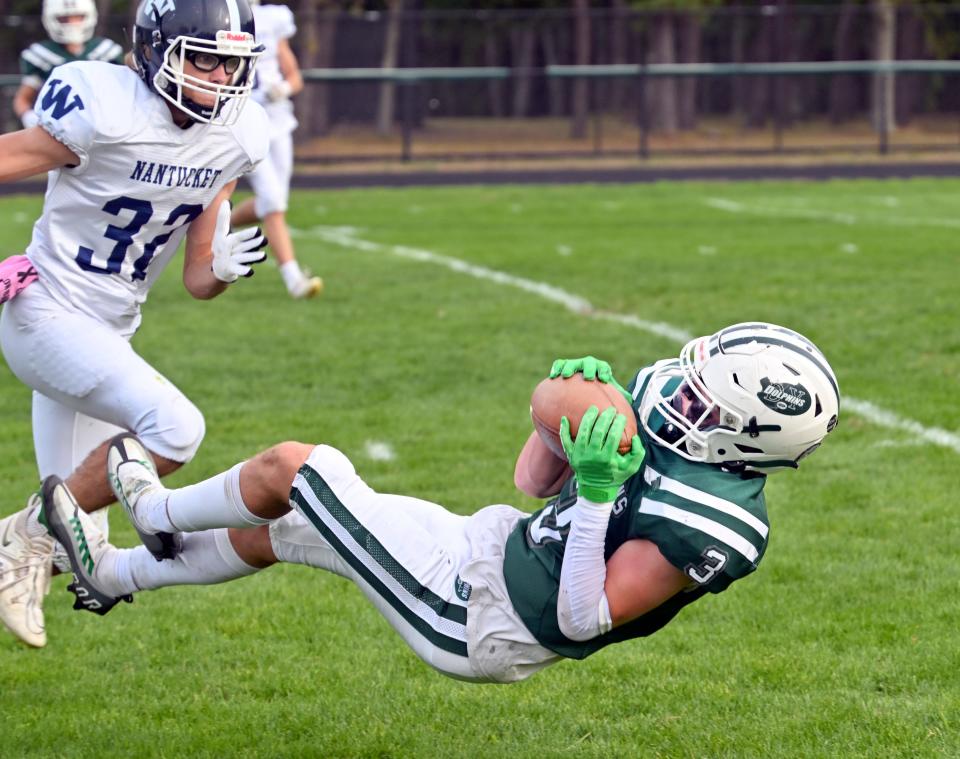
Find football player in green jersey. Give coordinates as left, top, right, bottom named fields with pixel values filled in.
left=12, top=0, right=123, bottom=129
left=41, top=322, right=839, bottom=682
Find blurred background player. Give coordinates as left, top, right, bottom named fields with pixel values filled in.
left=12, top=0, right=123, bottom=129
left=0, top=0, right=269, bottom=648
left=230, top=0, right=321, bottom=300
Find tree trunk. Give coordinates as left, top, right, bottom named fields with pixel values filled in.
left=570, top=0, right=590, bottom=138
left=894, top=6, right=925, bottom=126
left=484, top=27, right=505, bottom=118
left=870, top=0, right=896, bottom=134
left=376, top=0, right=404, bottom=136
left=295, top=0, right=337, bottom=138
left=510, top=24, right=536, bottom=118
left=746, top=7, right=775, bottom=128
left=731, top=8, right=747, bottom=122
left=646, top=12, right=678, bottom=134
left=94, top=0, right=111, bottom=37
left=541, top=25, right=565, bottom=118
left=676, top=11, right=702, bottom=130
left=829, top=1, right=859, bottom=123
left=609, top=0, right=630, bottom=115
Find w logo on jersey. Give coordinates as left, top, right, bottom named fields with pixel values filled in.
left=40, top=79, right=85, bottom=120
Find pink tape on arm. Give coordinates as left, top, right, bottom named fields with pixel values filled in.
left=0, top=255, right=38, bottom=304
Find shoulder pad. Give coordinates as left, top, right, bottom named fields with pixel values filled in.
left=228, top=100, right=271, bottom=168
left=20, top=41, right=68, bottom=82
left=86, top=37, right=125, bottom=64
left=34, top=62, right=138, bottom=172
left=266, top=3, right=297, bottom=38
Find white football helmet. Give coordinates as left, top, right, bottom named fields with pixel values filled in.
left=639, top=322, right=840, bottom=473
left=42, top=0, right=97, bottom=46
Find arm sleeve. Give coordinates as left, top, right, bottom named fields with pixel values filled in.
left=556, top=496, right=615, bottom=642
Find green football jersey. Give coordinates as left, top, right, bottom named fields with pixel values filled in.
left=503, top=364, right=770, bottom=659
left=19, top=37, right=123, bottom=90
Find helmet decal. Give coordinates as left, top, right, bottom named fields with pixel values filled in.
left=756, top=378, right=811, bottom=416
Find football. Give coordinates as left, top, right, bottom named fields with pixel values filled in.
left=529, top=374, right=638, bottom=459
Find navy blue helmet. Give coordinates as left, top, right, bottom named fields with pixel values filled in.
left=133, top=0, right=263, bottom=124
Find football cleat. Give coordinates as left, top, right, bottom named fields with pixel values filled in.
left=107, top=433, right=181, bottom=561
left=0, top=496, right=53, bottom=647
left=289, top=274, right=323, bottom=300
left=39, top=476, right=131, bottom=616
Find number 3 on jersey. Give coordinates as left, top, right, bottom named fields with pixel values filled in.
left=76, top=196, right=202, bottom=281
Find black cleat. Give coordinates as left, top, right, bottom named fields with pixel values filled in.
left=40, top=476, right=132, bottom=616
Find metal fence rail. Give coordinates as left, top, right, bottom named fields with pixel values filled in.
left=292, top=60, right=960, bottom=161
left=4, top=60, right=960, bottom=162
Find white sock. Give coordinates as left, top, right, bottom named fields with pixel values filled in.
left=163, top=463, right=272, bottom=533
left=115, top=529, right=260, bottom=594
left=279, top=260, right=304, bottom=290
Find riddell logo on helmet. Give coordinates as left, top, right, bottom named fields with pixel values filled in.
left=757, top=378, right=811, bottom=416
left=220, top=32, right=252, bottom=41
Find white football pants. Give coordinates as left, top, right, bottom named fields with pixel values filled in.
left=0, top=282, right=205, bottom=480
left=247, top=130, right=294, bottom=218
left=269, top=445, right=560, bottom=683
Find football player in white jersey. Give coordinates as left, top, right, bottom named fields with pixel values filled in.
left=0, top=0, right=271, bottom=648
left=230, top=0, right=321, bottom=300
left=12, top=0, right=124, bottom=130
left=44, top=323, right=840, bottom=683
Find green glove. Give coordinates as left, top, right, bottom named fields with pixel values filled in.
left=549, top=356, right=633, bottom=403
left=560, top=405, right=646, bottom=503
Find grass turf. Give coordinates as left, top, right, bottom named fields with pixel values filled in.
left=0, top=179, right=957, bottom=758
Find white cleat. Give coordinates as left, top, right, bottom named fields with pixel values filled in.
left=107, top=433, right=181, bottom=561
left=0, top=495, right=53, bottom=647
left=289, top=274, right=323, bottom=300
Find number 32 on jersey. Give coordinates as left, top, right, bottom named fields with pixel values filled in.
left=76, top=195, right=202, bottom=281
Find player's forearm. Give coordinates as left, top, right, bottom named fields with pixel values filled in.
left=183, top=251, right=229, bottom=299
left=278, top=43, right=303, bottom=96
left=0, top=128, right=78, bottom=182
left=514, top=432, right=571, bottom=498
left=285, top=69, right=303, bottom=97
left=556, top=496, right=614, bottom=642
left=12, top=87, right=37, bottom=118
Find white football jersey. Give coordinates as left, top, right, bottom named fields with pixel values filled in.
left=28, top=61, right=269, bottom=332
left=252, top=3, right=298, bottom=133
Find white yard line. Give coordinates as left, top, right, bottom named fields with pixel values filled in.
left=704, top=196, right=960, bottom=230
left=301, top=225, right=960, bottom=455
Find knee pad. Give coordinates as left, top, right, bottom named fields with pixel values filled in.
left=137, top=395, right=205, bottom=463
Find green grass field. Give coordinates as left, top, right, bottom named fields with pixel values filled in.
left=0, top=179, right=958, bottom=758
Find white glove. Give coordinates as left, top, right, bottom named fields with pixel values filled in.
left=21, top=109, right=39, bottom=129
left=211, top=202, right=268, bottom=283
left=267, top=80, right=293, bottom=103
